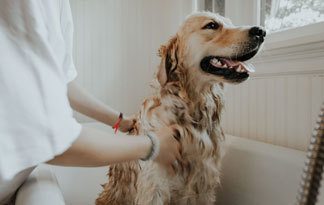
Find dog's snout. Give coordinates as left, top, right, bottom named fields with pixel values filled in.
left=249, top=26, right=266, bottom=43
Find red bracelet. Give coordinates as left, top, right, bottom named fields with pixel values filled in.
left=112, top=113, right=123, bottom=134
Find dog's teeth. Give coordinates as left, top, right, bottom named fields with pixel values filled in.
left=236, top=66, right=241, bottom=72
left=211, top=58, right=218, bottom=63
left=216, top=61, right=222, bottom=65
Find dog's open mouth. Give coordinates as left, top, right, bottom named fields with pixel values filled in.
left=200, top=50, right=258, bottom=81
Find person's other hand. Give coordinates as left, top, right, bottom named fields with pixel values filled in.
left=119, top=116, right=136, bottom=133
left=153, top=127, right=181, bottom=175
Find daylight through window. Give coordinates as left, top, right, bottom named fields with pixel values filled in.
left=261, top=0, right=324, bottom=33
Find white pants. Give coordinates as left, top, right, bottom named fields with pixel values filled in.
left=0, top=165, right=65, bottom=205
left=0, top=167, right=35, bottom=205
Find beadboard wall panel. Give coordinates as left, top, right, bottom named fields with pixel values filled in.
left=223, top=36, right=324, bottom=151
left=223, top=73, right=324, bottom=151
left=69, top=0, right=193, bottom=122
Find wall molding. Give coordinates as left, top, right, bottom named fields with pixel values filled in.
left=249, top=39, right=324, bottom=77
left=254, top=40, right=324, bottom=62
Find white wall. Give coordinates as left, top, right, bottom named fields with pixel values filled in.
left=69, top=0, right=194, bottom=122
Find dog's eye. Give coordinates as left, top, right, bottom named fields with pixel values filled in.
left=202, top=22, right=219, bottom=30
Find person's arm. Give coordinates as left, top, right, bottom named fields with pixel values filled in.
left=47, top=126, right=150, bottom=166
left=47, top=126, right=181, bottom=174
left=67, top=81, right=133, bottom=132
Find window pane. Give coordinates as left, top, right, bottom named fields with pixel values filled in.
left=261, top=0, right=324, bottom=33
left=204, top=0, right=225, bottom=16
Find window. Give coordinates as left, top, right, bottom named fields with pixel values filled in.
left=204, top=0, right=225, bottom=16
left=261, top=0, right=324, bottom=33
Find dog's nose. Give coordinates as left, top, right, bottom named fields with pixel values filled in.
left=249, top=26, right=266, bottom=43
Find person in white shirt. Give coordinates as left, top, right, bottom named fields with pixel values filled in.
left=0, top=0, right=181, bottom=204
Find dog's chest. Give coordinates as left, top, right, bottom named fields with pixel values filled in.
left=137, top=94, right=222, bottom=154
left=135, top=91, right=224, bottom=202
left=137, top=94, right=223, bottom=165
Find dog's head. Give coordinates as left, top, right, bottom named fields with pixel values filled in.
left=157, top=12, right=265, bottom=88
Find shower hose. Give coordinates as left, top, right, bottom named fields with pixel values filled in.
left=297, top=103, right=324, bottom=205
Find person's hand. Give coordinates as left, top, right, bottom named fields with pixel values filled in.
left=119, top=116, right=136, bottom=133
left=153, top=127, right=181, bottom=175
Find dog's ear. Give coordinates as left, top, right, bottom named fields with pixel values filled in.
left=157, top=35, right=179, bottom=86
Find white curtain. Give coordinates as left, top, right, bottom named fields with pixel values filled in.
left=69, top=0, right=194, bottom=122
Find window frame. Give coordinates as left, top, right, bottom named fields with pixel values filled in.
left=256, top=0, right=324, bottom=52
left=263, top=21, right=324, bottom=50
left=198, top=0, right=324, bottom=51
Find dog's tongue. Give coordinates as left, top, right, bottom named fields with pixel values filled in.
left=221, top=58, right=255, bottom=73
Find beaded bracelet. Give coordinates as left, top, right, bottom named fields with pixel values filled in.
left=112, top=112, right=123, bottom=134
left=141, top=133, right=160, bottom=161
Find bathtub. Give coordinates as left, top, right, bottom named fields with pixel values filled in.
left=16, top=122, right=324, bottom=205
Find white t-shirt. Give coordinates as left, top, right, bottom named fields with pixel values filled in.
left=0, top=0, right=81, bottom=202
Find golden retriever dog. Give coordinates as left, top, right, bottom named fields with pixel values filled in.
left=96, top=12, right=265, bottom=204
